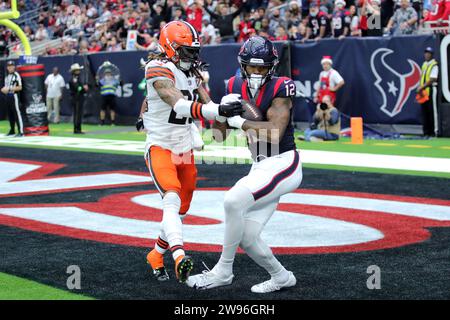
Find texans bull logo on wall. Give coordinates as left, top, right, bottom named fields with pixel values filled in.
left=1, top=158, right=450, bottom=254
left=370, top=48, right=421, bottom=118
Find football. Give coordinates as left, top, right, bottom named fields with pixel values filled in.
left=241, top=100, right=263, bottom=121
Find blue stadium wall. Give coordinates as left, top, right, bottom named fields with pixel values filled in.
left=0, top=35, right=440, bottom=125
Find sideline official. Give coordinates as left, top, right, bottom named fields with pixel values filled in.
left=69, top=63, right=89, bottom=134
left=1, top=60, right=23, bottom=137
left=416, top=47, right=439, bottom=137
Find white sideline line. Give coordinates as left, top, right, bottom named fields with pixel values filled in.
left=1, top=135, right=449, bottom=174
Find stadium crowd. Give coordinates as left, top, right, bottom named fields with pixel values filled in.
left=0, top=0, right=449, bottom=57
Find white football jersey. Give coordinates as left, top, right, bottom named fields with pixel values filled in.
left=143, top=59, right=200, bottom=155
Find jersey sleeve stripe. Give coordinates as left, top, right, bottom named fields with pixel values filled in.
left=145, top=72, right=175, bottom=81
left=146, top=67, right=174, bottom=75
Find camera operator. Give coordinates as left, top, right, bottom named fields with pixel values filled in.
left=303, top=95, right=341, bottom=142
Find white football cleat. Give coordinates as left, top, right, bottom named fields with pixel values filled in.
left=186, top=270, right=234, bottom=290
left=251, top=271, right=297, bottom=293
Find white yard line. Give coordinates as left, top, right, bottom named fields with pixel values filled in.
left=1, top=135, right=449, bottom=174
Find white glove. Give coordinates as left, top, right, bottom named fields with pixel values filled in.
left=190, top=122, right=204, bottom=151
left=216, top=94, right=242, bottom=123
left=227, top=115, right=246, bottom=129
left=220, top=93, right=241, bottom=105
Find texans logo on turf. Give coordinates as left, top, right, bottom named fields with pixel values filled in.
left=370, top=48, right=421, bottom=118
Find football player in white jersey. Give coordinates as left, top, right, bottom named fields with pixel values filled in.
left=139, top=20, right=243, bottom=284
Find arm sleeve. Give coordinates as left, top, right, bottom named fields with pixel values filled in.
left=328, top=109, right=339, bottom=125
left=205, top=6, right=219, bottom=19
left=331, top=70, right=344, bottom=86
left=231, top=5, right=244, bottom=18
left=430, top=65, right=439, bottom=79
left=16, top=74, right=22, bottom=87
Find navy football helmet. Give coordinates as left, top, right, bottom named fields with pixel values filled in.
left=238, top=36, right=279, bottom=91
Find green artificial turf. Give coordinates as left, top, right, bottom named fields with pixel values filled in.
left=0, top=272, right=94, bottom=300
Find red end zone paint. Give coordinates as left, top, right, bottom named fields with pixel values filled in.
left=1, top=159, right=449, bottom=255
left=1, top=188, right=450, bottom=254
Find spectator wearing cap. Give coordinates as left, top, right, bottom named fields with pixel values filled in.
left=68, top=63, right=89, bottom=134
left=315, top=56, right=345, bottom=107
left=385, top=0, right=418, bottom=35
left=1, top=60, right=23, bottom=137
left=45, top=67, right=65, bottom=124
left=416, top=47, right=439, bottom=137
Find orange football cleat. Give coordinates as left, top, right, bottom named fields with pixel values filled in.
left=147, top=249, right=169, bottom=281
left=175, top=255, right=194, bottom=283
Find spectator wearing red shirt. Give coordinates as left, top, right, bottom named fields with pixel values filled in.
left=275, top=25, right=289, bottom=40
left=186, top=0, right=203, bottom=32
left=238, top=12, right=253, bottom=42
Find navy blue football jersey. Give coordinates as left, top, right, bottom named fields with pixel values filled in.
left=226, top=75, right=297, bottom=160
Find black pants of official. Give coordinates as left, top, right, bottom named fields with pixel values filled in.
left=5, top=94, right=24, bottom=134
left=101, top=95, right=117, bottom=112
left=71, top=95, right=84, bottom=133
left=420, top=94, right=437, bottom=137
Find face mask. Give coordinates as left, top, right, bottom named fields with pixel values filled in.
left=248, top=74, right=264, bottom=91
left=179, top=60, right=192, bottom=71
left=310, top=10, right=318, bottom=17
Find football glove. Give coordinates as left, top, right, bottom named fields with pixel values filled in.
left=218, top=101, right=244, bottom=118
left=136, top=117, right=144, bottom=132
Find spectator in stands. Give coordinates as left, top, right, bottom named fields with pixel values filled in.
left=201, top=17, right=218, bottom=44
left=349, top=4, right=362, bottom=36
left=269, top=8, right=287, bottom=35
left=303, top=2, right=332, bottom=41
left=45, top=67, right=65, bottom=124
left=385, top=0, right=418, bottom=35
left=35, top=23, right=49, bottom=41
left=288, top=25, right=303, bottom=40
left=238, top=12, right=253, bottom=42
left=361, top=0, right=383, bottom=36
left=287, top=1, right=303, bottom=29
left=204, top=0, right=246, bottom=43
left=23, top=26, right=35, bottom=42
left=186, top=0, right=203, bottom=32
left=332, top=0, right=351, bottom=39
left=381, top=0, right=396, bottom=28
left=275, top=25, right=289, bottom=40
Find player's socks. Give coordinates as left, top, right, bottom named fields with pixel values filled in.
left=161, top=192, right=184, bottom=257
left=212, top=257, right=234, bottom=278
left=155, top=235, right=169, bottom=254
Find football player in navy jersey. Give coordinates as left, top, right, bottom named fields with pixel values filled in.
left=186, top=36, right=303, bottom=293
left=332, top=0, right=352, bottom=39
left=303, top=2, right=332, bottom=41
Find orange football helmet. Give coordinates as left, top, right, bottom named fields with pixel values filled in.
left=158, top=20, right=201, bottom=70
